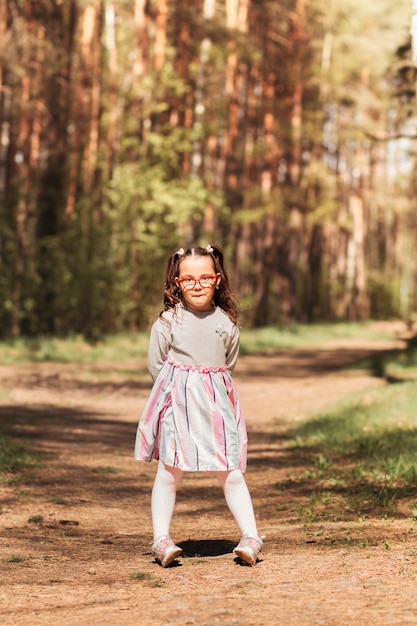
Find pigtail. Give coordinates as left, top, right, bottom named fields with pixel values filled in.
left=161, top=249, right=184, bottom=316
left=208, top=245, right=238, bottom=324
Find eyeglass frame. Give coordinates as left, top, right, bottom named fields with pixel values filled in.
left=176, top=273, right=220, bottom=290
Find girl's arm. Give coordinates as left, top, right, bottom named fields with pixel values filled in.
left=148, top=316, right=172, bottom=380
left=226, top=325, right=240, bottom=373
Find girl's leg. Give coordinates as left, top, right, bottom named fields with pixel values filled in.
left=216, top=469, right=263, bottom=566
left=215, top=469, right=259, bottom=538
left=151, top=460, right=183, bottom=542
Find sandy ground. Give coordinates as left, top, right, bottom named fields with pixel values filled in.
left=1, top=322, right=417, bottom=625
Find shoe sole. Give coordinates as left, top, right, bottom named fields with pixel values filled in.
left=233, top=548, right=257, bottom=566
left=160, top=546, right=183, bottom=568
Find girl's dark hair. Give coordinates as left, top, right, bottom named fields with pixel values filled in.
left=161, top=245, right=238, bottom=324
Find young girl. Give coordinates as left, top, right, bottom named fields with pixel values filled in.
left=134, top=244, right=263, bottom=567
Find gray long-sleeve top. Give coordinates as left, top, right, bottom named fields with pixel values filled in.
left=148, top=304, right=240, bottom=380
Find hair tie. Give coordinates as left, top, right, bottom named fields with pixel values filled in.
left=206, top=244, right=214, bottom=253
left=176, top=248, right=185, bottom=256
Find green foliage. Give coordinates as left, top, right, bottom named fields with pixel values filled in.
left=0, top=0, right=415, bottom=336
left=0, top=28, right=231, bottom=338
left=368, top=274, right=402, bottom=320
left=316, top=0, right=411, bottom=103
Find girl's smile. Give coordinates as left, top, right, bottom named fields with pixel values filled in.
left=176, top=256, right=220, bottom=312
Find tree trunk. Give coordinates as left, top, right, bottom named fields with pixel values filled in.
left=412, top=0, right=417, bottom=91
left=133, top=0, right=148, bottom=79
left=154, top=0, right=167, bottom=72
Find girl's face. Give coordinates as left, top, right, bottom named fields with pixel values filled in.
left=176, top=255, right=220, bottom=312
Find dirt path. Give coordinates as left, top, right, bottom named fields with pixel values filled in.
left=1, top=324, right=417, bottom=626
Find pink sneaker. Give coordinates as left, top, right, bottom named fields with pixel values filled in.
left=233, top=534, right=264, bottom=566
left=151, top=535, right=183, bottom=567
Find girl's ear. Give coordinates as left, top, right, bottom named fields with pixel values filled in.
left=215, top=273, right=221, bottom=288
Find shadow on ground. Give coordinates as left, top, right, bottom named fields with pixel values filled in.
left=178, top=538, right=236, bottom=557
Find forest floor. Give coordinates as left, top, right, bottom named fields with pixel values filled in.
left=1, top=321, right=417, bottom=625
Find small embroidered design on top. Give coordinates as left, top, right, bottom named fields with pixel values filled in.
left=215, top=324, right=225, bottom=337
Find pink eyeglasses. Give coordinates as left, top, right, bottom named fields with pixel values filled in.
left=176, top=274, right=219, bottom=290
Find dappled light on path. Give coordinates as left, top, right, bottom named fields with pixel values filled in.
left=1, top=327, right=417, bottom=625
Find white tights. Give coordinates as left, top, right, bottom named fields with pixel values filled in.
left=151, top=459, right=259, bottom=542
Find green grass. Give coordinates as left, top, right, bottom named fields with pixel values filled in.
left=6, top=554, right=25, bottom=563
left=239, top=321, right=400, bottom=354
left=285, top=381, right=417, bottom=520
left=352, top=342, right=417, bottom=381
left=91, top=466, right=121, bottom=475
left=0, top=321, right=402, bottom=364
left=130, top=571, right=165, bottom=587
left=0, top=333, right=150, bottom=365
left=0, top=436, right=42, bottom=476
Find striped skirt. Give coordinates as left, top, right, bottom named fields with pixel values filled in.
left=134, top=358, right=247, bottom=472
